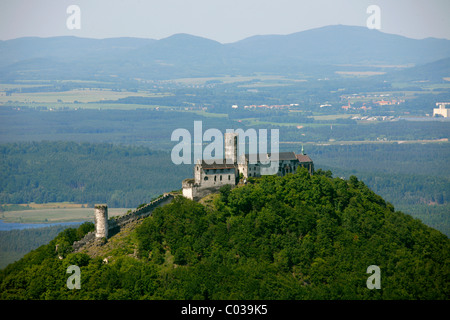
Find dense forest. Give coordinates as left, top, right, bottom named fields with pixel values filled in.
left=1, top=169, right=448, bottom=300
left=0, top=224, right=79, bottom=269
left=0, top=141, right=191, bottom=207
left=1, top=141, right=448, bottom=235
left=1, top=107, right=448, bottom=149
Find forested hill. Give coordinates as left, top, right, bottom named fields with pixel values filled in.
left=1, top=169, right=448, bottom=300
left=0, top=141, right=191, bottom=207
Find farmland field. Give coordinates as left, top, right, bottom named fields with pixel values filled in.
left=0, top=88, right=171, bottom=104
left=1, top=207, right=132, bottom=224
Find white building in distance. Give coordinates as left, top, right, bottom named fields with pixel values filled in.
left=433, top=103, right=450, bottom=118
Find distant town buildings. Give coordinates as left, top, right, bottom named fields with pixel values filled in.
left=373, top=99, right=405, bottom=106
left=433, top=103, right=449, bottom=118
left=234, top=103, right=299, bottom=110
left=339, top=94, right=404, bottom=111
left=341, top=102, right=372, bottom=111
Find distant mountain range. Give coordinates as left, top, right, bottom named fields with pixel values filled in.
left=1, top=25, right=449, bottom=81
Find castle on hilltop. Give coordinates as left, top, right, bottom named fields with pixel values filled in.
left=182, top=133, right=314, bottom=201
left=79, top=134, right=313, bottom=246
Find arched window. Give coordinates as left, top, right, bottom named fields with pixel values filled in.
left=204, top=176, right=208, bottom=181
left=214, top=176, right=217, bottom=182
left=220, top=175, right=222, bottom=181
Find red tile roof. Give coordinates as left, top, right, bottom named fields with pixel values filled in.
left=296, top=154, right=313, bottom=163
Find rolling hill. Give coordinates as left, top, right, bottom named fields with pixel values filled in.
left=382, top=57, right=450, bottom=82
left=1, top=25, right=449, bottom=81
left=1, top=169, right=448, bottom=300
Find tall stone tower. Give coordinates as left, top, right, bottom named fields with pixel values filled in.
left=94, top=204, right=108, bottom=239
left=224, top=132, right=238, bottom=164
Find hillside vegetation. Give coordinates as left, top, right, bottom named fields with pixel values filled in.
left=1, top=169, right=448, bottom=300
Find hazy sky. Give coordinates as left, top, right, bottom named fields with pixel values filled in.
left=1, top=0, right=449, bottom=43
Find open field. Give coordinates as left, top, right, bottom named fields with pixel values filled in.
left=0, top=84, right=52, bottom=91
left=243, top=118, right=344, bottom=127
left=170, top=75, right=306, bottom=85
left=186, top=110, right=228, bottom=118
left=393, top=81, right=450, bottom=90
left=335, top=71, right=386, bottom=76
left=25, top=202, right=88, bottom=209
left=0, top=88, right=171, bottom=104
left=1, top=207, right=132, bottom=223
left=310, top=113, right=360, bottom=121
left=1, top=101, right=175, bottom=110
left=280, top=138, right=449, bottom=146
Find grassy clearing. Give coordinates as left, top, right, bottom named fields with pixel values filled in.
left=25, top=202, right=88, bottom=209
left=171, top=75, right=305, bottom=85
left=79, top=218, right=141, bottom=259
left=69, top=103, right=171, bottom=110
left=0, top=88, right=172, bottom=104
left=0, top=101, right=174, bottom=110
left=280, top=139, right=449, bottom=146
left=243, top=119, right=340, bottom=127
left=392, top=81, right=450, bottom=90
left=310, top=114, right=359, bottom=121
left=335, top=71, right=386, bottom=76
left=237, top=82, right=293, bottom=88
left=1, top=207, right=132, bottom=223
left=184, top=110, right=228, bottom=118
left=0, top=84, right=52, bottom=91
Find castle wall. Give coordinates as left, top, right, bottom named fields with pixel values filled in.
left=182, top=185, right=193, bottom=199
left=190, top=184, right=234, bottom=201
left=194, top=164, right=202, bottom=184
left=238, top=155, right=247, bottom=178
left=73, top=194, right=174, bottom=251
left=107, top=193, right=174, bottom=232
left=200, top=168, right=236, bottom=188
left=224, top=132, right=238, bottom=164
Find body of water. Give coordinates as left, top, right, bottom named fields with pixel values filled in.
left=0, top=220, right=84, bottom=231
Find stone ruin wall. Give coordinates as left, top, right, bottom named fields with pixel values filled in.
left=73, top=193, right=174, bottom=251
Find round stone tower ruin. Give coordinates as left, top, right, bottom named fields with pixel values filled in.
left=224, top=132, right=238, bottom=164
left=94, top=204, right=108, bottom=239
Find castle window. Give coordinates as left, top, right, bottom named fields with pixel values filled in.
left=220, top=175, right=222, bottom=181
left=204, top=176, right=208, bottom=181
left=214, top=176, right=217, bottom=182
left=228, top=175, right=230, bottom=180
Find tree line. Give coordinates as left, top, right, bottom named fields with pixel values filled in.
left=0, top=141, right=191, bottom=207
left=1, top=169, right=448, bottom=299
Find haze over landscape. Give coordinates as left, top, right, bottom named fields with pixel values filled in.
left=0, top=0, right=449, bottom=306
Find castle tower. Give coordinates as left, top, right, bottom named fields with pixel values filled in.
left=224, top=132, right=238, bottom=164
left=94, top=204, right=108, bottom=239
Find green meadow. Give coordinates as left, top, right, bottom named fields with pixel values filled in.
left=1, top=207, right=132, bottom=224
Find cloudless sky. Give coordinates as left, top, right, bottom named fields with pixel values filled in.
left=1, top=0, right=449, bottom=42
